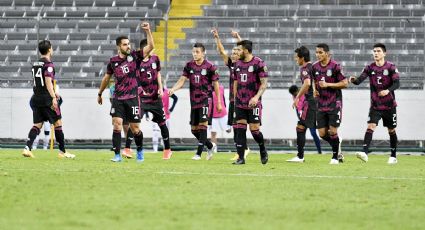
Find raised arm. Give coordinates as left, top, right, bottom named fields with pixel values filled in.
left=141, top=22, right=154, bottom=58
left=231, top=30, right=242, bottom=42
left=211, top=28, right=229, bottom=65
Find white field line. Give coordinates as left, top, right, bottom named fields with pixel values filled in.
left=1, top=167, right=424, bottom=181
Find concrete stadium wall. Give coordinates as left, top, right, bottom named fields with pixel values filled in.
left=0, top=88, right=424, bottom=141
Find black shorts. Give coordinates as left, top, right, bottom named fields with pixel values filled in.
left=227, top=101, right=235, bottom=126
left=110, top=97, right=141, bottom=123
left=235, top=105, right=262, bottom=124
left=368, top=107, right=397, bottom=128
left=297, top=103, right=316, bottom=129
left=141, top=100, right=166, bottom=124
left=190, top=105, right=211, bottom=126
left=32, top=105, right=62, bottom=124
left=316, top=108, right=342, bottom=129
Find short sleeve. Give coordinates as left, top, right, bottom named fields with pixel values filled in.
left=210, top=64, right=219, bottom=81
left=257, top=59, right=268, bottom=78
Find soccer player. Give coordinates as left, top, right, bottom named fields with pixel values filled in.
left=22, top=40, right=75, bottom=159
left=349, top=43, right=400, bottom=164
left=211, top=28, right=250, bottom=161
left=137, top=38, right=173, bottom=160
left=168, top=42, right=222, bottom=160
left=286, top=50, right=323, bottom=163
left=232, top=40, right=268, bottom=165
left=312, top=43, right=348, bottom=164
left=97, top=22, right=154, bottom=162
left=108, top=78, right=134, bottom=158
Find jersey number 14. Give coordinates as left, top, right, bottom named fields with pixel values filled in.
left=32, top=66, right=44, bottom=87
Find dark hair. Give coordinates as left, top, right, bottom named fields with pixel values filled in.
left=38, top=40, right=51, bottom=55
left=139, top=39, right=147, bottom=49
left=237, top=40, right=253, bottom=53
left=116, top=36, right=129, bottom=46
left=316, top=43, right=330, bottom=52
left=193, top=42, right=205, bottom=52
left=373, top=43, right=386, bottom=52
left=289, top=85, right=298, bottom=96
left=295, top=46, right=310, bottom=62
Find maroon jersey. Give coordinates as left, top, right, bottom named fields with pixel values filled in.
left=355, top=61, right=399, bottom=110
left=106, top=50, right=141, bottom=100
left=226, top=57, right=236, bottom=102
left=138, top=55, right=161, bottom=103
left=234, top=56, right=268, bottom=109
left=31, top=57, right=56, bottom=106
left=312, top=60, right=346, bottom=112
left=182, top=59, right=219, bottom=108
left=299, top=62, right=316, bottom=108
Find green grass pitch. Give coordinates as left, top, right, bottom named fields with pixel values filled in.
left=0, top=149, right=424, bottom=230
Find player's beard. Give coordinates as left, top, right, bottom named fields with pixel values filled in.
left=120, top=48, right=131, bottom=56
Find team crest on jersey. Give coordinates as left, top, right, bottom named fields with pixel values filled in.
left=302, top=70, right=308, bottom=76
left=326, top=69, right=332, bottom=77
left=127, top=55, right=133, bottom=62
left=47, top=67, right=53, bottom=73
left=201, top=69, right=207, bottom=75
left=383, top=69, right=389, bottom=76
left=248, top=66, right=254, bottom=72
left=152, top=62, right=157, bottom=69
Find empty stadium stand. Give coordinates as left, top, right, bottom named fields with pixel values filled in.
left=0, top=0, right=424, bottom=89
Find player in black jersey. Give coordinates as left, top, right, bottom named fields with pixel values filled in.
left=22, top=40, right=75, bottom=159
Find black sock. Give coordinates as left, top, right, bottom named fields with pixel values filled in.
left=296, top=127, right=306, bottom=159
left=125, top=129, right=134, bottom=148
left=26, top=126, right=40, bottom=151
left=133, top=130, right=144, bottom=152
left=54, top=126, right=66, bottom=153
left=321, top=133, right=331, bottom=144
left=112, top=130, right=121, bottom=154
left=199, top=126, right=213, bottom=149
left=363, top=128, right=374, bottom=154
left=389, top=131, right=398, bottom=158
left=251, top=129, right=266, bottom=152
left=159, top=122, right=170, bottom=150
left=330, top=134, right=339, bottom=159
left=191, top=129, right=200, bottom=140
left=235, top=124, right=247, bottom=160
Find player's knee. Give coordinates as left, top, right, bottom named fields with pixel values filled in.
left=296, top=126, right=306, bottom=133
left=388, top=128, right=396, bottom=135
left=366, top=128, right=374, bottom=134
left=53, top=120, right=62, bottom=127
left=249, top=123, right=260, bottom=131
left=367, top=123, right=377, bottom=130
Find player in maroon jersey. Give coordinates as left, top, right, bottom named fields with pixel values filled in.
left=137, top=38, right=172, bottom=160
left=286, top=46, right=317, bottom=163
left=211, top=28, right=251, bottom=161
left=169, top=43, right=222, bottom=160
left=312, top=43, right=348, bottom=165
left=232, top=40, right=269, bottom=165
left=349, top=43, right=400, bottom=164
left=97, top=22, right=153, bottom=163
left=22, top=40, right=75, bottom=159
